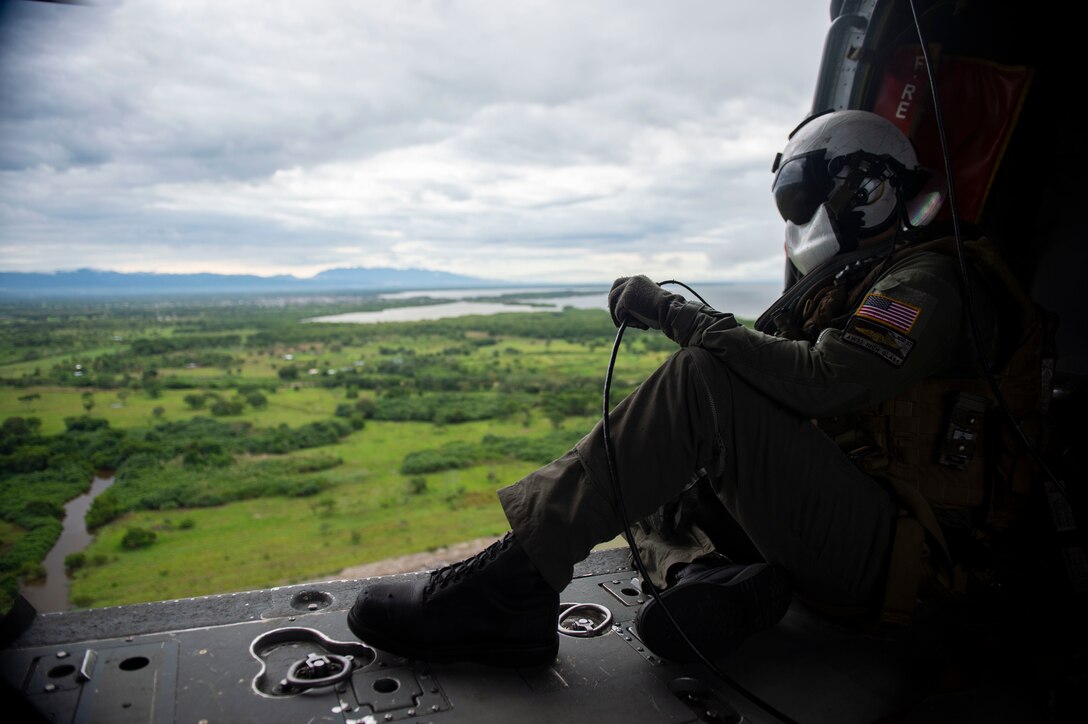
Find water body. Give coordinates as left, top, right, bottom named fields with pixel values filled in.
left=307, top=281, right=784, bottom=325
left=20, top=475, right=115, bottom=613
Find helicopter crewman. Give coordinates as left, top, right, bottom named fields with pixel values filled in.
left=346, top=109, right=1047, bottom=667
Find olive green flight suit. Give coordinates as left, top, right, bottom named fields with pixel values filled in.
left=499, top=244, right=994, bottom=610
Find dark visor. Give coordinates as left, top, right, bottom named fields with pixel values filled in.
left=771, top=150, right=833, bottom=225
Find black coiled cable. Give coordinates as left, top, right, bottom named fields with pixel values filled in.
left=601, top=281, right=800, bottom=724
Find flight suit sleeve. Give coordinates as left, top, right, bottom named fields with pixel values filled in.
left=662, top=253, right=967, bottom=418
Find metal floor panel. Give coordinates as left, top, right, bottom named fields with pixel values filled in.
left=0, top=549, right=1060, bottom=723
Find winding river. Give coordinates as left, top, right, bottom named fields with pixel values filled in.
left=19, top=474, right=115, bottom=613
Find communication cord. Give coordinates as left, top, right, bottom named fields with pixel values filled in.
left=602, top=283, right=799, bottom=724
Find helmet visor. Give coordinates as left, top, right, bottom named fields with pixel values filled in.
left=772, top=150, right=833, bottom=225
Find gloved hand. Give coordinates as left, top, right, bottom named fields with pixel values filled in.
left=608, top=275, right=682, bottom=330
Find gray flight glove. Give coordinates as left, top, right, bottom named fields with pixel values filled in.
left=608, top=275, right=684, bottom=330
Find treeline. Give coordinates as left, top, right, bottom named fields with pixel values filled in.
left=86, top=453, right=341, bottom=530
left=245, top=307, right=617, bottom=349
left=1, top=304, right=625, bottom=391
left=129, top=334, right=242, bottom=355
left=85, top=416, right=355, bottom=530
left=400, top=429, right=586, bottom=474
left=370, top=391, right=531, bottom=424
left=291, top=339, right=660, bottom=400
left=0, top=297, right=624, bottom=374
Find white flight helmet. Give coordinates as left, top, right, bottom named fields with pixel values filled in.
left=771, top=109, right=929, bottom=275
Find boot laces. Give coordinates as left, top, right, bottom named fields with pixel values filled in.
left=424, top=532, right=513, bottom=597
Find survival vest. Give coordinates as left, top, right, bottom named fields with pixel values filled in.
left=767, top=236, right=1055, bottom=624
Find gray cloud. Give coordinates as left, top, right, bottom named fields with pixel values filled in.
left=1, top=0, right=829, bottom=282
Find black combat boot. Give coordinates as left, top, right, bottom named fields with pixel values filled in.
left=347, top=532, right=560, bottom=668
left=635, top=558, right=791, bottom=663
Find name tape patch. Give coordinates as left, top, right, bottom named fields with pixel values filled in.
left=843, top=317, right=916, bottom=367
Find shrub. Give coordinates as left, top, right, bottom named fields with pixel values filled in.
left=400, top=441, right=478, bottom=474
left=121, top=527, right=157, bottom=550
left=19, top=561, right=46, bottom=582
left=245, top=391, right=268, bottom=408
left=64, top=416, right=109, bottom=432
left=210, top=399, right=244, bottom=416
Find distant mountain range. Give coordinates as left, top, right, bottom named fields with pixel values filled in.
left=0, top=267, right=494, bottom=299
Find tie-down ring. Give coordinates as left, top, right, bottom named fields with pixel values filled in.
left=285, top=651, right=355, bottom=689
left=558, top=602, right=613, bottom=637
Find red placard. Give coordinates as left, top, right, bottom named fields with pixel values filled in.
left=871, top=44, right=1033, bottom=223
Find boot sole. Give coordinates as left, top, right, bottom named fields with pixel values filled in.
left=634, top=563, right=791, bottom=663
left=347, top=606, right=559, bottom=669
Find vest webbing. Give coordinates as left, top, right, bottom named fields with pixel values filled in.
left=802, top=237, right=1051, bottom=623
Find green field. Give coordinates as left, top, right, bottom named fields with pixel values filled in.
left=69, top=423, right=586, bottom=607
left=0, top=295, right=674, bottom=610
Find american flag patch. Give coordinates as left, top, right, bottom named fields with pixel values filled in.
left=855, top=293, right=921, bottom=333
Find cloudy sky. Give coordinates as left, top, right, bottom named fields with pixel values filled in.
left=0, top=0, right=830, bottom=284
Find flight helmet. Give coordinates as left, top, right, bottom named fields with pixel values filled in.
left=771, top=109, right=929, bottom=275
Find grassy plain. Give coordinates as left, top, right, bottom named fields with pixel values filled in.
left=0, top=295, right=670, bottom=609
left=0, top=386, right=350, bottom=436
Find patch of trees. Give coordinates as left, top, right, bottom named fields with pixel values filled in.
left=333, top=399, right=371, bottom=430
left=0, top=416, right=99, bottom=610
left=2, top=415, right=150, bottom=477
left=143, top=415, right=354, bottom=458
left=89, top=350, right=240, bottom=378
left=410, top=308, right=614, bottom=342
left=242, top=419, right=353, bottom=454
left=81, top=415, right=353, bottom=529
left=400, top=429, right=585, bottom=474
left=129, top=334, right=242, bottom=355
left=372, top=391, right=529, bottom=424
left=121, top=527, right=157, bottom=549
left=86, top=453, right=341, bottom=529
left=182, top=390, right=269, bottom=416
